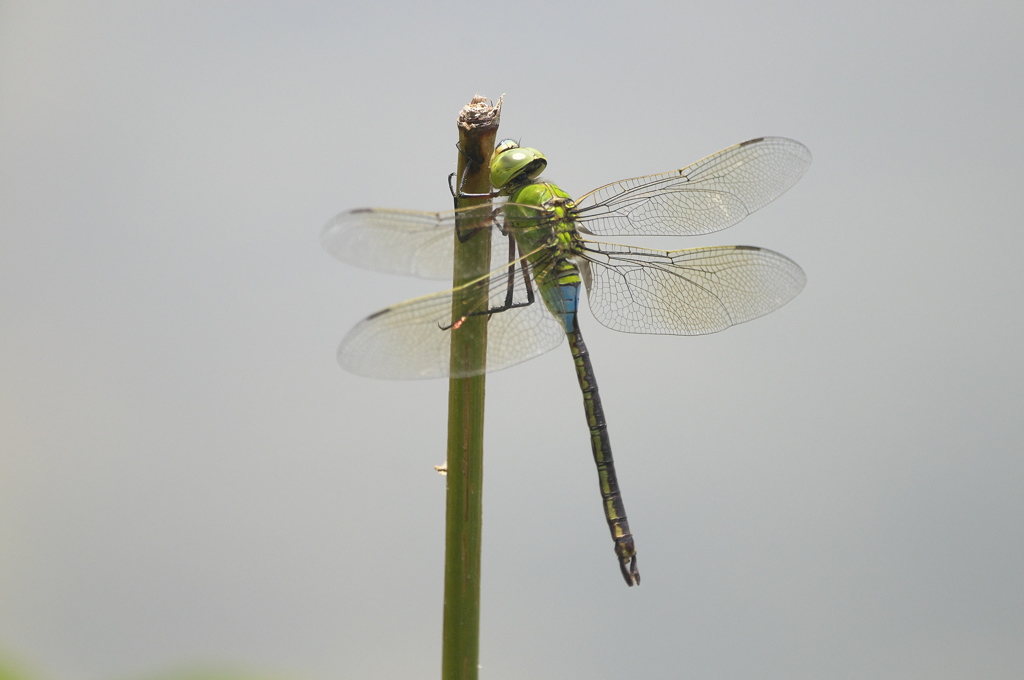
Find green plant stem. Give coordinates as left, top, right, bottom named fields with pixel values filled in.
left=441, top=95, right=501, bottom=680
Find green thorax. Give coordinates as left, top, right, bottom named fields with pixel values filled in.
left=505, top=180, right=579, bottom=261
left=504, top=179, right=584, bottom=330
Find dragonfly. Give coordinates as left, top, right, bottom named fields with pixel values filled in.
left=322, top=136, right=810, bottom=586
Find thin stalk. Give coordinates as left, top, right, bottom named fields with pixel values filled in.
left=441, top=95, right=501, bottom=680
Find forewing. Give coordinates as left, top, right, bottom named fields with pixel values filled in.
left=338, top=252, right=565, bottom=379
left=573, top=137, right=811, bottom=237
left=321, top=205, right=512, bottom=280
left=580, top=242, right=806, bottom=335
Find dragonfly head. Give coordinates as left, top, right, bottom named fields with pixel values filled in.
left=491, top=139, right=547, bottom=190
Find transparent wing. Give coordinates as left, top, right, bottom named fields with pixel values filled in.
left=579, top=241, right=806, bottom=335
left=321, top=203, right=556, bottom=280
left=572, top=137, right=811, bottom=237
left=321, top=205, right=503, bottom=279
left=339, top=250, right=565, bottom=379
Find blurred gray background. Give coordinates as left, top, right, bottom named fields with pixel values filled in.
left=2, top=2, right=1022, bottom=679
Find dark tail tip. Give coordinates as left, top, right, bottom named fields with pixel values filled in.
left=620, top=555, right=640, bottom=586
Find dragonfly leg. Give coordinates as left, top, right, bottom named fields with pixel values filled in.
left=438, top=242, right=538, bottom=331
left=437, top=289, right=536, bottom=330
left=448, top=171, right=498, bottom=201
left=452, top=205, right=503, bottom=244
left=450, top=142, right=500, bottom=201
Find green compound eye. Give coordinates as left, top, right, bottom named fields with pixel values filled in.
left=490, top=143, right=547, bottom=189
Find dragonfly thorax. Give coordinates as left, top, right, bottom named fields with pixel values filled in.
left=502, top=179, right=585, bottom=333
left=506, top=181, right=580, bottom=253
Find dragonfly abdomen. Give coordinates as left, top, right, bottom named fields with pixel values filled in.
left=567, top=325, right=640, bottom=586
left=523, top=251, right=583, bottom=334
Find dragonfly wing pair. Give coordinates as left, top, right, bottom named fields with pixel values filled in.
left=335, top=244, right=566, bottom=379
left=572, top=136, right=812, bottom=237
left=578, top=242, right=807, bottom=335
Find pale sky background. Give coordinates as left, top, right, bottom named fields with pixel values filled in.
left=1, top=2, right=1022, bottom=679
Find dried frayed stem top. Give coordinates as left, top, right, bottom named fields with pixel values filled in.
left=458, top=94, right=503, bottom=131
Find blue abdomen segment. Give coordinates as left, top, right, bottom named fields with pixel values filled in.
left=541, top=281, right=580, bottom=333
